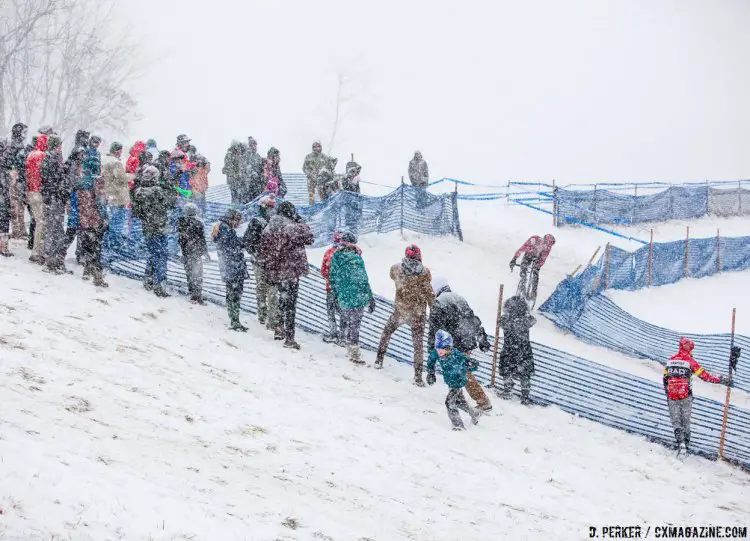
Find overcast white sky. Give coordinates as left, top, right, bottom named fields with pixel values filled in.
left=126, top=0, right=750, bottom=188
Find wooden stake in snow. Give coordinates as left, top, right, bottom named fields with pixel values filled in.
left=648, top=229, right=654, bottom=287
left=490, top=285, right=504, bottom=389
left=587, top=246, right=601, bottom=268
left=604, top=243, right=611, bottom=289
left=718, top=308, right=737, bottom=460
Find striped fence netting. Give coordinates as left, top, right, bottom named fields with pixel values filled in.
left=540, top=235, right=750, bottom=395
left=114, top=181, right=462, bottom=255
left=101, top=230, right=750, bottom=470
left=556, top=182, right=750, bottom=227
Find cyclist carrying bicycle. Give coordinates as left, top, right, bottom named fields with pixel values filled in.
left=509, top=234, right=556, bottom=301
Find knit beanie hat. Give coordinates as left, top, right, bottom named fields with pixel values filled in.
left=405, top=244, right=421, bottom=261
left=435, top=329, right=453, bottom=349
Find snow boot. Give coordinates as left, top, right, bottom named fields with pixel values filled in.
left=29, top=254, right=45, bottom=265
left=347, top=345, right=365, bottom=365
left=322, top=332, right=339, bottom=344
left=451, top=426, right=466, bottom=431
left=273, top=327, right=285, bottom=341
left=374, top=358, right=384, bottom=370
left=230, top=321, right=248, bottom=332
left=284, top=339, right=301, bottom=350
left=413, top=366, right=426, bottom=387
left=92, top=268, right=109, bottom=288
left=154, top=283, right=171, bottom=298
left=82, top=267, right=92, bottom=280
left=143, top=279, right=154, bottom=291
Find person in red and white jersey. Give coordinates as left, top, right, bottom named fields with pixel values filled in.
left=663, top=337, right=734, bottom=452
left=509, top=234, right=556, bottom=300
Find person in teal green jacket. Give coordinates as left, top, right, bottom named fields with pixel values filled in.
left=328, top=232, right=376, bottom=365
left=427, top=330, right=481, bottom=430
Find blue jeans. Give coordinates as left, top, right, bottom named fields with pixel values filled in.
left=145, top=234, right=168, bottom=285
left=105, top=205, right=128, bottom=250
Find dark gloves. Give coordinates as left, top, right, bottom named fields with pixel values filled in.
left=426, top=371, right=436, bottom=386
left=720, top=374, right=733, bottom=386
left=468, top=358, right=479, bottom=371
left=730, top=346, right=741, bottom=371
left=509, top=258, right=517, bottom=272
left=478, top=333, right=491, bottom=353
left=368, top=298, right=376, bottom=313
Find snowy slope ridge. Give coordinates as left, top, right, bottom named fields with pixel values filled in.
left=100, top=236, right=750, bottom=469
left=2, top=256, right=750, bottom=540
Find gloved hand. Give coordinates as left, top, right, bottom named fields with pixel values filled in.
left=426, top=371, right=436, bottom=385
left=720, top=374, right=733, bottom=386
left=468, top=358, right=479, bottom=371
left=730, top=346, right=741, bottom=370
left=368, top=298, right=376, bottom=313
left=509, top=258, right=517, bottom=272
left=478, top=334, right=491, bottom=353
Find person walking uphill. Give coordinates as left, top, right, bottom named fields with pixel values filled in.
left=243, top=194, right=278, bottom=329
left=212, top=209, right=249, bottom=332
left=428, top=277, right=493, bottom=411
left=664, top=338, right=736, bottom=454
left=374, top=244, right=435, bottom=385
left=427, top=330, right=481, bottom=430
left=132, top=165, right=177, bottom=297
left=178, top=203, right=211, bottom=304
left=259, top=201, right=314, bottom=349
left=497, top=296, right=537, bottom=405
left=329, top=232, right=376, bottom=365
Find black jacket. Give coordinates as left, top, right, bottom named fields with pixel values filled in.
left=498, top=296, right=536, bottom=377
left=177, top=216, right=208, bottom=258
left=133, top=183, right=177, bottom=237
left=428, top=286, right=490, bottom=353
left=41, top=150, right=68, bottom=204
left=242, top=212, right=270, bottom=263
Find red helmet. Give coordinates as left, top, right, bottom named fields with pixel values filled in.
left=544, top=234, right=556, bottom=245
left=405, top=244, right=422, bottom=261
left=679, top=337, right=695, bottom=353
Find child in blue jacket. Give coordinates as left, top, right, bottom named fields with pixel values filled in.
left=427, top=330, right=481, bottom=430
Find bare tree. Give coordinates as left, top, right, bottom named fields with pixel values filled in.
left=327, top=69, right=364, bottom=155
left=0, top=0, right=141, bottom=142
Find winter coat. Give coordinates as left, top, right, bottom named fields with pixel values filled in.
left=77, top=181, right=107, bottom=230
left=126, top=141, right=146, bottom=174
left=169, top=161, right=192, bottom=192
left=7, top=138, right=28, bottom=188
left=259, top=214, right=314, bottom=283
left=146, top=144, right=159, bottom=162
left=329, top=245, right=373, bottom=311
left=514, top=236, right=553, bottom=269
left=101, top=154, right=130, bottom=206
left=390, top=258, right=435, bottom=321
left=321, top=245, right=340, bottom=292
left=302, top=151, right=331, bottom=185
left=341, top=173, right=361, bottom=193
left=246, top=151, right=265, bottom=201
left=40, top=149, right=68, bottom=204
left=25, top=135, right=48, bottom=193
left=427, top=348, right=475, bottom=389
left=498, top=296, right=536, bottom=378
left=242, top=210, right=270, bottom=263
left=428, top=287, right=489, bottom=354
left=133, top=182, right=177, bottom=237
left=0, top=145, right=10, bottom=231
left=177, top=216, right=209, bottom=259
left=223, top=143, right=247, bottom=186
left=262, top=160, right=287, bottom=197
left=82, top=148, right=101, bottom=186
left=191, top=164, right=210, bottom=193
left=663, top=350, right=721, bottom=401
left=211, top=218, right=248, bottom=283
left=408, top=154, right=429, bottom=187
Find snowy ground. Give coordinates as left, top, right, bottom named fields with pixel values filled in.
left=2, top=249, right=750, bottom=540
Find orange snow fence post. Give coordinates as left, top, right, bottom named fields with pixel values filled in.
left=490, top=284, right=504, bottom=389
left=718, top=308, right=737, bottom=460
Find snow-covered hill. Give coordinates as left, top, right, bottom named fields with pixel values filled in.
left=1, top=250, right=749, bottom=540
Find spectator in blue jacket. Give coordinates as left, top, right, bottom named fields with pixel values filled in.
left=427, top=330, right=481, bottom=430
left=211, top=208, right=248, bottom=331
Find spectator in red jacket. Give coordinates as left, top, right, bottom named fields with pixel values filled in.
left=510, top=233, right=555, bottom=301
left=25, top=134, right=48, bottom=262
left=664, top=337, right=733, bottom=453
